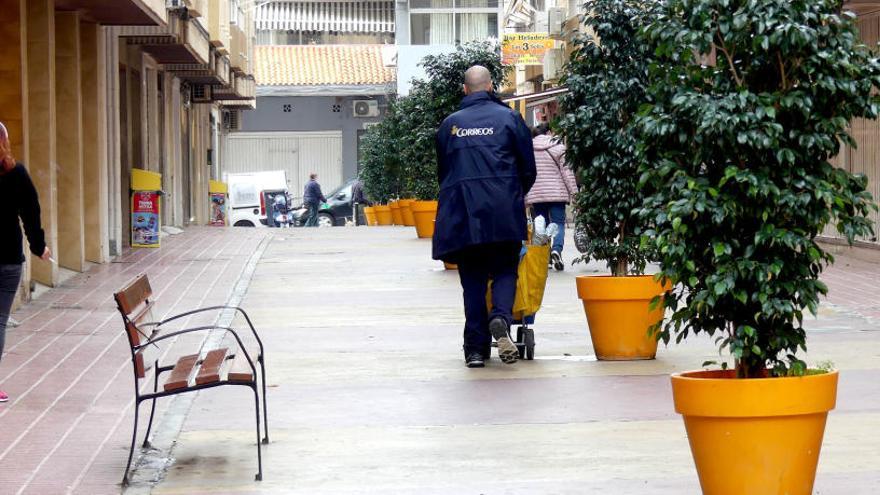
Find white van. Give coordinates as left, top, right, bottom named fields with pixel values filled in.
left=225, top=171, right=289, bottom=227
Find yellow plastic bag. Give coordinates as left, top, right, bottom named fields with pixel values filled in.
left=488, top=244, right=551, bottom=321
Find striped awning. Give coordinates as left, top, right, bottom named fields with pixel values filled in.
left=255, top=1, right=395, bottom=33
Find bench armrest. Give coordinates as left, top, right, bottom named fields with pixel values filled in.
left=137, top=325, right=259, bottom=379
left=156, top=306, right=265, bottom=359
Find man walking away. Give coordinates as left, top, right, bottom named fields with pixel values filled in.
left=433, top=66, right=537, bottom=368
left=526, top=123, right=576, bottom=271
left=303, top=173, right=326, bottom=227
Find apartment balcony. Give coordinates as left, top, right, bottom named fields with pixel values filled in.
left=229, top=24, right=252, bottom=74
left=54, top=0, right=167, bottom=25
left=118, top=12, right=211, bottom=66
left=213, top=73, right=255, bottom=102
left=209, top=0, right=232, bottom=55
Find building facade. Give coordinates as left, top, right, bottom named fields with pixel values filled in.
left=0, top=0, right=256, bottom=305
left=224, top=1, right=396, bottom=197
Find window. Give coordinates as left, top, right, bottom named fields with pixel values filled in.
left=409, top=0, right=499, bottom=45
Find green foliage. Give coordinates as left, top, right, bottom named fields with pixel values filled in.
left=555, top=0, right=661, bottom=276
left=638, top=0, right=880, bottom=378
left=360, top=42, right=508, bottom=201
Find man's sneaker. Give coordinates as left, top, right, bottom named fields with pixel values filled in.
left=489, top=318, right=518, bottom=364
left=551, top=251, right=565, bottom=272
left=465, top=353, right=485, bottom=368
left=0, top=391, right=8, bottom=403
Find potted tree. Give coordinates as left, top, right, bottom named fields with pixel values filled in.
left=556, top=0, right=667, bottom=360
left=638, top=1, right=879, bottom=493
left=360, top=102, right=403, bottom=226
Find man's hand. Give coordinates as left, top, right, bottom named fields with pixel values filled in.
left=41, top=247, right=52, bottom=262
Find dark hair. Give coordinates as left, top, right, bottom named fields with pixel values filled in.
left=0, top=122, right=15, bottom=174
left=309, top=173, right=318, bottom=180
left=533, top=123, right=550, bottom=137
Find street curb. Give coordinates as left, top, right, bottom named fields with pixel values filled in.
left=123, top=232, right=273, bottom=493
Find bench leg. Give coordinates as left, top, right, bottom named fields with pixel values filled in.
left=123, top=400, right=141, bottom=486
left=252, top=385, right=263, bottom=481
left=142, top=372, right=160, bottom=448
left=260, top=357, right=269, bottom=444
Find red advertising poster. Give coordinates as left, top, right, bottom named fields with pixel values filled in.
left=210, top=192, right=228, bottom=226
left=132, top=191, right=161, bottom=248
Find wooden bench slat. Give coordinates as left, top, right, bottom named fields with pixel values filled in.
left=164, top=354, right=200, bottom=391
left=195, top=348, right=229, bottom=385
left=227, top=353, right=254, bottom=383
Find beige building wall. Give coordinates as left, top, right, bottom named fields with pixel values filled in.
left=81, top=22, right=109, bottom=264
left=26, top=0, right=58, bottom=286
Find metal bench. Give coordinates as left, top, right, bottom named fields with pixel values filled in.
left=114, top=274, right=268, bottom=484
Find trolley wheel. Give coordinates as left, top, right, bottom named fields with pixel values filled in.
left=524, top=328, right=535, bottom=360
left=515, top=326, right=527, bottom=359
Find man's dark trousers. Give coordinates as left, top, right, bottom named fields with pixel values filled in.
left=304, top=202, right=319, bottom=227
left=456, top=242, right=521, bottom=358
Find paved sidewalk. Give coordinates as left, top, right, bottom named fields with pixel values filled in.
left=142, top=228, right=878, bottom=495
left=0, top=227, right=271, bottom=495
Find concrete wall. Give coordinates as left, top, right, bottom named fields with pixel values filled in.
left=239, top=95, right=388, bottom=181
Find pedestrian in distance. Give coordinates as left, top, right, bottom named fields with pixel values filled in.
left=303, top=173, right=326, bottom=227
left=0, top=122, right=52, bottom=403
left=526, top=123, right=577, bottom=272
left=433, top=65, right=537, bottom=369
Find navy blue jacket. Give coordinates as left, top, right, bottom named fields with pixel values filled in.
left=432, top=92, right=537, bottom=261
left=303, top=179, right=326, bottom=205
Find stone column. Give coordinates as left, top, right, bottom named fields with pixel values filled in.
left=25, top=0, right=58, bottom=286
left=80, top=22, right=109, bottom=264
left=55, top=12, right=85, bottom=272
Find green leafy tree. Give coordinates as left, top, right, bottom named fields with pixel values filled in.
left=638, top=0, right=880, bottom=378
left=556, top=0, right=661, bottom=276
left=360, top=42, right=508, bottom=201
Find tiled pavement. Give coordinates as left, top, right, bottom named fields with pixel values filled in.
left=152, top=228, right=879, bottom=495
left=0, top=227, right=271, bottom=495
left=0, top=226, right=878, bottom=495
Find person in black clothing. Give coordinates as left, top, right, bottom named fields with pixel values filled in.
left=0, top=122, right=52, bottom=403
left=351, top=178, right=371, bottom=225
left=302, top=173, right=326, bottom=227
left=433, top=66, right=537, bottom=368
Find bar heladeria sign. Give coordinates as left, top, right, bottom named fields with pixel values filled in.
left=502, top=32, right=554, bottom=66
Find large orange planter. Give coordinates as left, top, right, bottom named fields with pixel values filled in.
left=389, top=201, right=404, bottom=225
left=363, top=206, right=377, bottom=226
left=411, top=200, right=438, bottom=239
left=672, top=370, right=838, bottom=495
left=374, top=205, right=393, bottom=226
left=399, top=199, right=416, bottom=227
left=576, top=275, right=667, bottom=360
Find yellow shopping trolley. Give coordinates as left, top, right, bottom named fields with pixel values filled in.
left=488, top=243, right=552, bottom=360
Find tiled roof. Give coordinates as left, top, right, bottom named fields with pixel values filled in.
left=255, top=45, right=396, bottom=87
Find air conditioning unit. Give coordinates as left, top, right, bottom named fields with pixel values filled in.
left=543, top=48, right=565, bottom=81
left=191, top=84, right=212, bottom=103
left=222, top=110, right=240, bottom=131
left=167, top=0, right=185, bottom=9
left=352, top=100, right=379, bottom=118
left=548, top=8, right=566, bottom=36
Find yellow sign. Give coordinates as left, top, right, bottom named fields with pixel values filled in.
left=502, top=32, right=554, bottom=66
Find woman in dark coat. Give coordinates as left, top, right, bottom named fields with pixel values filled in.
left=0, top=122, right=51, bottom=403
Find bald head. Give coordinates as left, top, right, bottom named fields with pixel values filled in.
left=463, top=65, right=493, bottom=95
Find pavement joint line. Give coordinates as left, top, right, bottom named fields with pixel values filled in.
left=21, top=231, right=251, bottom=491
left=0, top=231, right=237, bottom=469
left=123, top=232, right=273, bottom=493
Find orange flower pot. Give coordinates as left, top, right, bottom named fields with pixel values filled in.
left=363, top=206, right=377, bottom=226
left=374, top=205, right=393, bottom=226
left=399, top=199, right=416, bottom=227
left=672, top=369, right=838, bottom=495
left=389, top=201, right=404, bottom=225
left=411, top=200, right=438, bottom=239
left=576, top=274, right=668, bottom=360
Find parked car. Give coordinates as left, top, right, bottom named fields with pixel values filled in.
left=291, top=178, right=357, bottom=227
left=225, top=171, right=288, bottom=227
